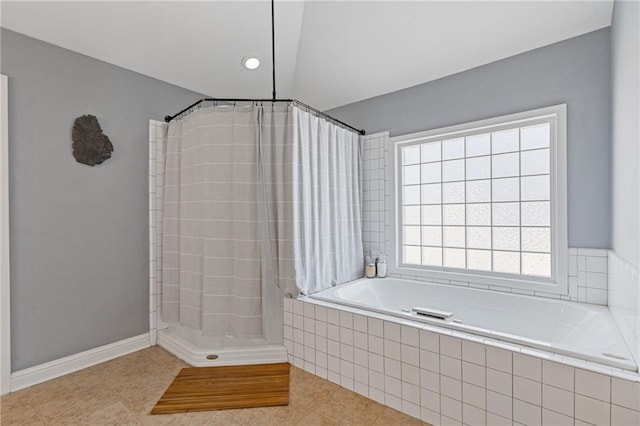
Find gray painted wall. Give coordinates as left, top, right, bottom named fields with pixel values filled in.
left=329, top=28, right=612, bottom=249
left=1, top=29, right=203, bottom=370
left=611, top=1, right=640, bottom=267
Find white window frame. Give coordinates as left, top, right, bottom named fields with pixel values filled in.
left=389, top=104, right=568, bottom=294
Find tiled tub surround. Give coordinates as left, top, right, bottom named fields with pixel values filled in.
left=309, top=278, right=633, bottom=371
left=284, top=298, right=640, bottom=425
left=361, top=132, right=608, bottom=305
left=609, top=250, right=640, bottom=367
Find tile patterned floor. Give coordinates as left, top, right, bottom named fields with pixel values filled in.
left=0, top=346, right=428, bottom=425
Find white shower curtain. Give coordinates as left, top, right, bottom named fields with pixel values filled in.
left=162, top=105, right=266, bottom=337
left=159, top=103, right=363, bottom=337
left=289, top=108, right=364, bottom=295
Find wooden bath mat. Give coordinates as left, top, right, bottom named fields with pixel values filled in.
left=151, top=362, right=289, bottom=415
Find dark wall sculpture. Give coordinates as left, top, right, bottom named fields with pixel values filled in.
left=72, top=115, right=114, bottom=166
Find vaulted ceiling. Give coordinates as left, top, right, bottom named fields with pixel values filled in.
left=1, top=1, right=614, bottom=111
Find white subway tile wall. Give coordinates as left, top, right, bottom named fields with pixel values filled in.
left=149, top=120, right=168, bottom=345
left=608, top=251, right=640, bottom=368
left=360, top=132, right=608, bottom=304
left=285, top=298, right=640, bottom=425
left=361, top=133, right=387, bottom=258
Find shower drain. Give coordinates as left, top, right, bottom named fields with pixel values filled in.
left=206, top=354, right=219, bottom=360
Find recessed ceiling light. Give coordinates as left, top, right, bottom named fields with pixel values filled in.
left=242, top=57, right=260, bottom=70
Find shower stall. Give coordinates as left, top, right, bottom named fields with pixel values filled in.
left=149, top=101, right=364, bottom=365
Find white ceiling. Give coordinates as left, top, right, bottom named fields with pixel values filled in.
left=1, top=1, right=613, bottom=111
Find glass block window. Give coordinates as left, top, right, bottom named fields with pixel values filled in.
left=395, top=107, right=566, bottom=284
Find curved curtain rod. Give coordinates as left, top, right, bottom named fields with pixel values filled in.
left=164, top=98, right=366, bottom=136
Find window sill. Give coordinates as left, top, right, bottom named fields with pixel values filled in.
left=389, top=264, right=569, bottom=295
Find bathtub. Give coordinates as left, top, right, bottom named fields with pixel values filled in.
left=310, top=277, right=637, bottom=372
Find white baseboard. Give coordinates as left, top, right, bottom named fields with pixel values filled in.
left=10, top=333, right=150, bottom=392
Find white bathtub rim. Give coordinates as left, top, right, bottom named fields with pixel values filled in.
left=319, top=275, right=608, bottom=313
left=301, top=296, right=640, bottom=382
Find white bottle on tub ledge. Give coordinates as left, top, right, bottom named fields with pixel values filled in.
left=377, top=255, right=387, bottom=278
